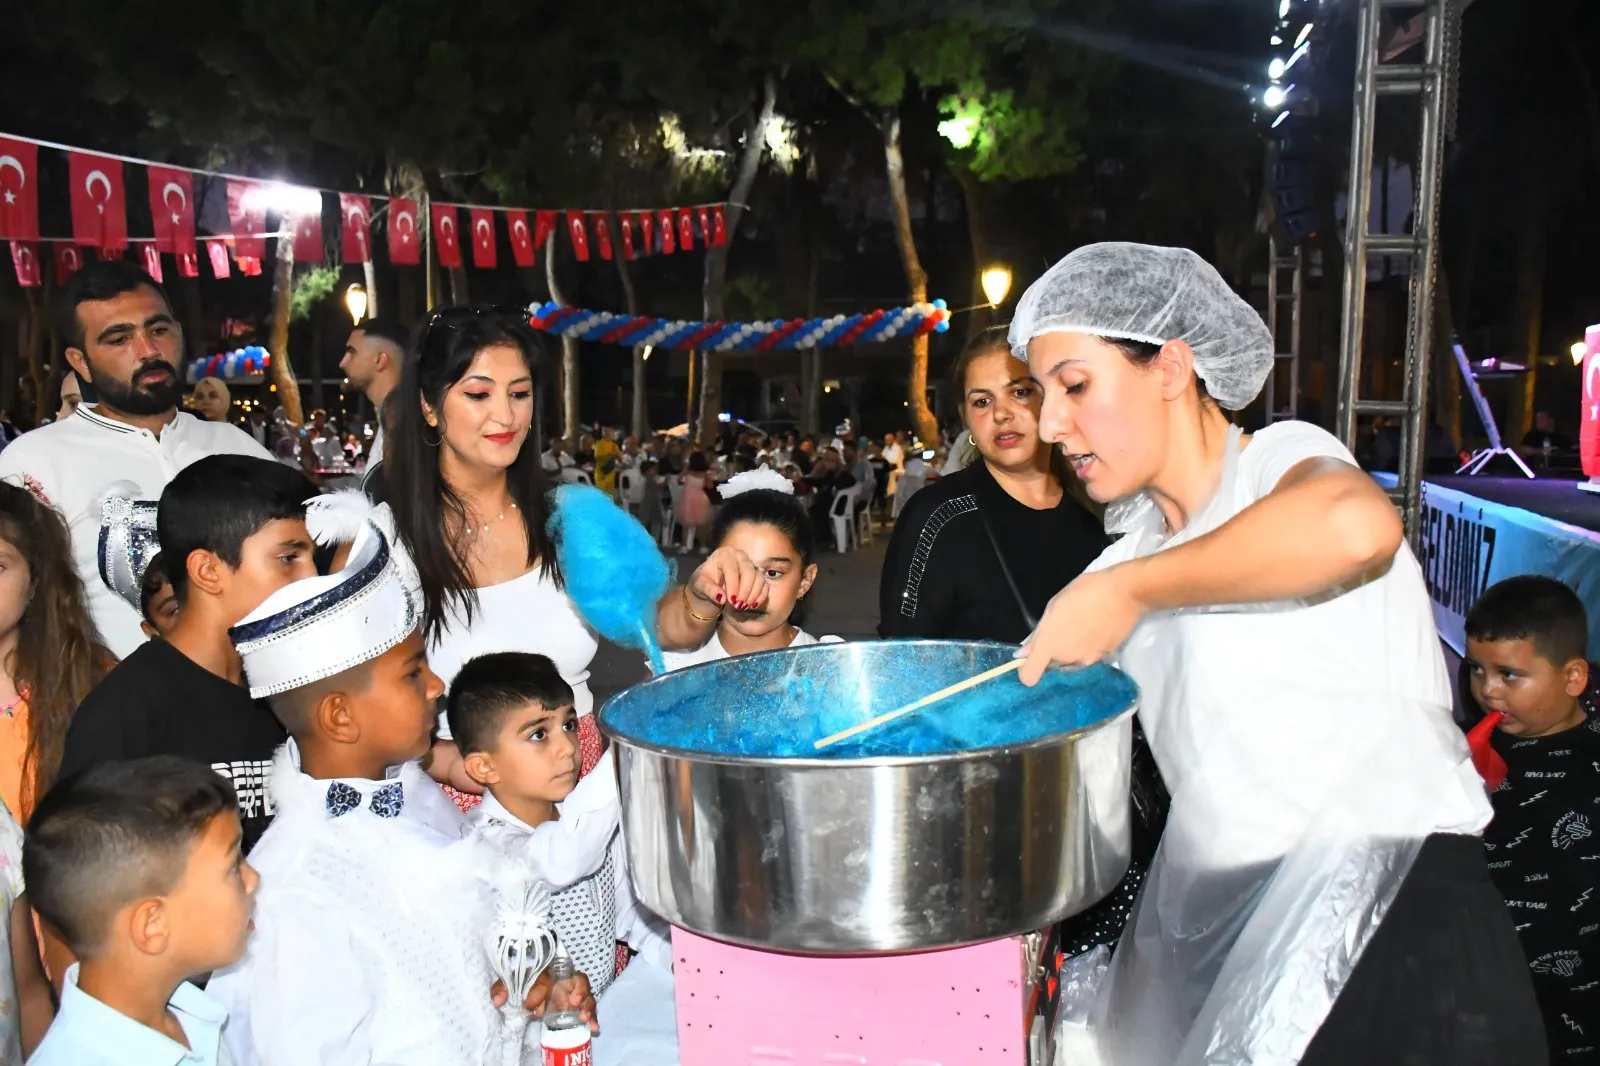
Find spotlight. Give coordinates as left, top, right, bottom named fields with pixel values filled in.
left=1269, top=58, right=1287, bottom=79
left=1574, top=342, right=1589, bottom=366
left=1263, top=85, right=1288, bottom=109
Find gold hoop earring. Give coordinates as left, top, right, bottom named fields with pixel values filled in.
left=422, top=424, right=442, bottom=448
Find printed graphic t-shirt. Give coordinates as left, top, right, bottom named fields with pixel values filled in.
left=58, top=639, right=285, bottom=851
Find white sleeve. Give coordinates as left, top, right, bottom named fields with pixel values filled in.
left=1245, top=421, right=1359, bottom=498
left=502, top=749, right=621, bottom=889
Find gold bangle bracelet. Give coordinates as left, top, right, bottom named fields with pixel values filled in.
left=683, top=584, right=721, bottom=623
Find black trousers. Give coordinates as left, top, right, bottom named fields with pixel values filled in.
left=1299, top=833, right=1549, bottom=1066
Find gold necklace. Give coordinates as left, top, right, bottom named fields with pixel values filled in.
left=465, top=499, right=519, bottom=537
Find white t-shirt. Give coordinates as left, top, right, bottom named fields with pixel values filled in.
left=366, top=425, right=384, bottom=468
left=882, top=442, right=905, bottom=470
left=660, top=627, right=840, bottom=673
left=0, top=404, right=272, bottom=657
left=1093, top=420, right=1489, bottom=867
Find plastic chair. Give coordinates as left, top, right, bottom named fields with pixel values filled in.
left=658, top=481, right=679, bottom=548
left=561, top=467, right=594, bottom=486
left=854, top=479, right=875, bottom=547
left=618, top=469, right=646, bottom=514
left=829, top=484, right=857, bottom=554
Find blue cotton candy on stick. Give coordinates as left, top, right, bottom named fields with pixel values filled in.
left=548, top=484, right=672, bottom=673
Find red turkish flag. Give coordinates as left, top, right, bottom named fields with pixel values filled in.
left=388, top=198, right=420, bottom=266
left=696, top=207, right=711, bottom=247
left=68, top=152, right=128, bottom=249
left=97, top=247, right=123, bottom=261
left=55, top=245, right=83, bottom=281
left=292, top=197, right=323, bottom=262
left=9, top=242, right=39, bottom=287
left=619, top=215, right=635, bottom=261
left=0, top=139, right=39, bottom=242
left=566, top=211, right=590, bottom=262
left=140, top=243, right=164, bottom=283
left=677, top=208, right=694, bottom=252
left=176, top=251, right=199, bottom=278
left=506, top=210, right=535, bottom=267
left=711, top=205, right=727, bottom=247
left=469, top=208, right=497, bottom=269
left=238, top=255, right=262, bottom=277
left=339, top=194, right=372, bottom=264
left=207, top=240, right=231, bottom=279
left=592, top=214, right=613, bottom=261
left=533, top=211, right=557, bottom=255
left=146, top=166, right=196, bottom=257
left=432, top=204, right=462, bottom=268
left=638, top=212, right=654, bottom=256
left=227, top=181, right=266, bottom=260
left=657, top=210, right=676, bottom=255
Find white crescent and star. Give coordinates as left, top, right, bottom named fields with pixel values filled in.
left=475, top=218, right=491, bottom=245
left=162, top=182, right=187, bottom=225
left=61, top=247, right=79, bottom=269
left=511, top=218, right=530, bottom=245
left=395, top=209, right=415, bottom=244
left=1586, top=353, right=1600, bottom=406
left=0, top=155, right=24, bottom=206
left=439, top=213, right=456, bottom=241
left=16, top=246, right=34, bottom=279
left=85, top=170, right=113, bottom=208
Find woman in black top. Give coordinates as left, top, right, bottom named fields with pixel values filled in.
left=878, top=324, right=1168, bottom=958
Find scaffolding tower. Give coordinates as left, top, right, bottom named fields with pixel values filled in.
left=1334, top=0, right=1461, bottom=539
left=1264, top=236, right=1304, bottom=422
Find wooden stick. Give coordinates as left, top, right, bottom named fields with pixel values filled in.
left=813, top=659, right=1024, bottom=751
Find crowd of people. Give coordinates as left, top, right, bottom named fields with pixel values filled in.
left=0, top=246, right=1587, bottom=1066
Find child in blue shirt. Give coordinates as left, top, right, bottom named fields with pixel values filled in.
left=22, top=756, right=259, bottom=1066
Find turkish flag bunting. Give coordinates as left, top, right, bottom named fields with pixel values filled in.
left=677, top=208, right=694, bottom=252
left=432, top=204, right=462, bottom=268
left=339, top=194, right=372, bottom=264
left=619, top=215, right=635, bottom=261
left=0, top=139, right=40, bottom=242
left=9, top=241, right=39, bottom=287
left=177, top=251, right=199, bottom=278
left=207, top=240, right=231, bottom=279
left=469, top=208, right=497, bottom=269
left=387, top=198, right=421, bottom=266
left=657, top=210, right=676, bottom=255
left=711, top=205, right=727, bottom=247
left=238, top=255, right=262, bottom=277
left=696, top=207, right=711, bottom=247
left=97, top=247, right=122, bottom=261
left=506, top=210, right=535, bottom=267
left=55, top=244, right=83, bottom=280
left=227, top=181, right=267, bottom=260
left=68, top=152, right=128, bottom=249
left=592, top=214, right=613, bottom=261
left=146, top=166, right=196, bottom=257
left=638, top=212, right=654, bottom=256
left=566, top=211, right=590, bottom=262
left=292, top=196, right=323, bottom=262
left=533, top=211, right=557, bottom=255
left=141, top=243, right=164, bottom=283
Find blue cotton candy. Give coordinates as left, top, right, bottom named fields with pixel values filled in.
left=548, top=484, right=672, bottom=673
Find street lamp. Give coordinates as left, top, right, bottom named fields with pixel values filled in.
left=981, top=265, right=1013, bottom=307
left=1574, top=341, right=1588, bottom=366
left=345, top=284, right=368, bottom=324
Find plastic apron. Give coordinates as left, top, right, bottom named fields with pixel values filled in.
left=1067, top=426, right=1478, bottom=1066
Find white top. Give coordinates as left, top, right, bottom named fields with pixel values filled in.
left=29, top=964, right=232, bottom=1066
left=882, top=441, right=905, bottom=470
left=0, top=803, right=22, bottom=1066
left=372, top=505, right=600, bottom=731
left=1092, top=421, right=1489, bottom=868
left=366, top=425, right=383, bottom=468
left=209, top=742, right=496, bottom=1066
left=0, top=405, right=271, bottom=657
left=660, top=627, right=840, bottom=673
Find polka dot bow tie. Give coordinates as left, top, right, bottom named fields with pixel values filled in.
left=325, top=781, right=405, bottom=819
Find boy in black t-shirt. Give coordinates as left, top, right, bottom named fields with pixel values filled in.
left=1464, top=575, right=1599, bottom=1063
left=59, top=455, right=318, bottom=852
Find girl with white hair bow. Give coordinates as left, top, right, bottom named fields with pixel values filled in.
left=1012, top=244, right=1544, bottom=1066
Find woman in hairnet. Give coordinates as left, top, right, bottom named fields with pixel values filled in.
left=1014, top=244, right=1545, bottom=1065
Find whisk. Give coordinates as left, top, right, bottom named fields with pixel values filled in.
left=485, top=878, right=561, bottom=1066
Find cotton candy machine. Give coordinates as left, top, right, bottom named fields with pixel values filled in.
left=600, top=639, right=1138, bottom=956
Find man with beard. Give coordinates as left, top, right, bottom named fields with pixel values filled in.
left=0, top=260, right=270, bottom=656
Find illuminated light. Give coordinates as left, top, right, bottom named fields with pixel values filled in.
left=269, top=383, right=277, bottom=392
left=980, top=265, right=1013, bottom=307
left=240, top=182, right=322, bottom=217
left=1272, top=110, right=1291, bottom=128
left=937, top=108, right=981, bottom=151
left=1263, top=85, right=1288, bottom=109
left=1294, top=22, right=1313, bottom=47
left=1575, top=342, right=1589, bottom=366
left=717, top=412, right=732, bottom=423
left=1270, top=34, right=1283, bottom=45
left=1285, top=41, right=1311, bottom=72
left=1268, top=58, right=1286, bottom=79
left=344, top=283, right=367, bottom=324
left=1278, top=0, right=1290, bottom=17
left=641, top=344, right=653, bottom=362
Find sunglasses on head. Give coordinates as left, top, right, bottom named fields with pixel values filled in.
left=420, top=304, right=534, bottom=350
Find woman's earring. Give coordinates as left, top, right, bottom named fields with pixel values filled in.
left=422, top=423, right=442, bottom=448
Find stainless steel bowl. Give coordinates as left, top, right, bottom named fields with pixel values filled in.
left=600, top=639, right=1137, bottom=955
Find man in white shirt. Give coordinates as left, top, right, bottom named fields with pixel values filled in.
left=0, top=261, right=270, bottom=656
left=338, top=318, right=406, bottom=470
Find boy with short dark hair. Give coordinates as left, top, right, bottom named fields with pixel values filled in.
left=23, top=757, right=258, bottom=1066
left=137, top=552, right=179, bottom=639
left=59, top=455, right=319, bottom=850
left=1464, top=574, right=1599, bottom=1062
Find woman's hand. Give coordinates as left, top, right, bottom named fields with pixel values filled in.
left=689, top=546, right=770, bottom=614
left=1018, top=566, right=1147, bottom=685
left=422, top=737, right=484, bottom=794
left=492, top=968, right=600, bottom=1035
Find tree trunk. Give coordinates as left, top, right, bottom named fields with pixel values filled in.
left=801, top=158, right=823, bottom=438
left=883, top=114, right=937, bottom=447
left=448, top=264, right=470, bottom=306
left=21, top=290, right=46, bottom=426
left=954, top=168, right=990, bottom=341
left=615, top=244, right=648, bottom=440
left=1508, top=178, right=1548, bottom=446
left=544, top=234, right=580, bottom=444
left=269, top=222, right=305, bottom=424
left=178, top=275, right=206, bottom=364
left=362, top=258, right=380, bottom=319
left=698, top=73, right=778, bottom=446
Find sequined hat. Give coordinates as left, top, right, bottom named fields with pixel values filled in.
left=96, top=483, right=159, bottom=612
left=230, top=491, right=417, bottom=699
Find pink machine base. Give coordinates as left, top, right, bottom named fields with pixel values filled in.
left=671, top=927, right=1059, bottom=1066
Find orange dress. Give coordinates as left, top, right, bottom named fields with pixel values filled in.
left=0, top=693, right=33, bottom=825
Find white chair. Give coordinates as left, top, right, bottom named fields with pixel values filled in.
left=891, top=473, right=926, bottom=519
left=618, top=469, right=646, bottom=514
left=854, top=479, right=875, bottom=546
left=560, top=467, right=593, bottom=486
left=665, top=476, right=688, bottom=549
left=829, top=484, right=857, bottom=554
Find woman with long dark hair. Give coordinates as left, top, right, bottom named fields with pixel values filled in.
left=380, top=308, right=774, bottom=792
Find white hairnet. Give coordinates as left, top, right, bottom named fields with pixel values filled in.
left=1008, top=242, right=1274, bottom=410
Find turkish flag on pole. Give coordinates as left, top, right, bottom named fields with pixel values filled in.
left=68, top=152, right=129, bottom=249
left=432, top=204, right=462, bottom=268
left=55, top=245, right=83, bottom=281
left=592, top=214, right=613, bottom=261
left=657, top=210, right=676, bottom=255
left=469, top=208, right=497, bottom=269
left=146, top=166, right=196, bottom=256
left=339, top=194, right=372, bottom=264
left=711, top=205, right=727, bottom=247
left=9, top=242, right=39, bottom=287
left=619, top=215, right=635, bottom=261
left=506, top=210, right=535, bottom=267
left=533, top=211, right=557, bottom=255
left=176, top=251, right=199, bottom=278
left=566, top=211, right=590, bottom=262
left=696, top=207, right=711, bottom=247
left=227, top=181, right=266, bottom=260
left=677, top=208, right=694, bottom=252
left=140, top=243, right=164, bottom=283
left=207, top=240, right=231, bottom=279
left=639, top=212, right=655, bottom=256
left=0, top=139, right=40, bottom=241
left=292, top=197, right=323, bottom=262
left=388, top=198, right=420, bottom=265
